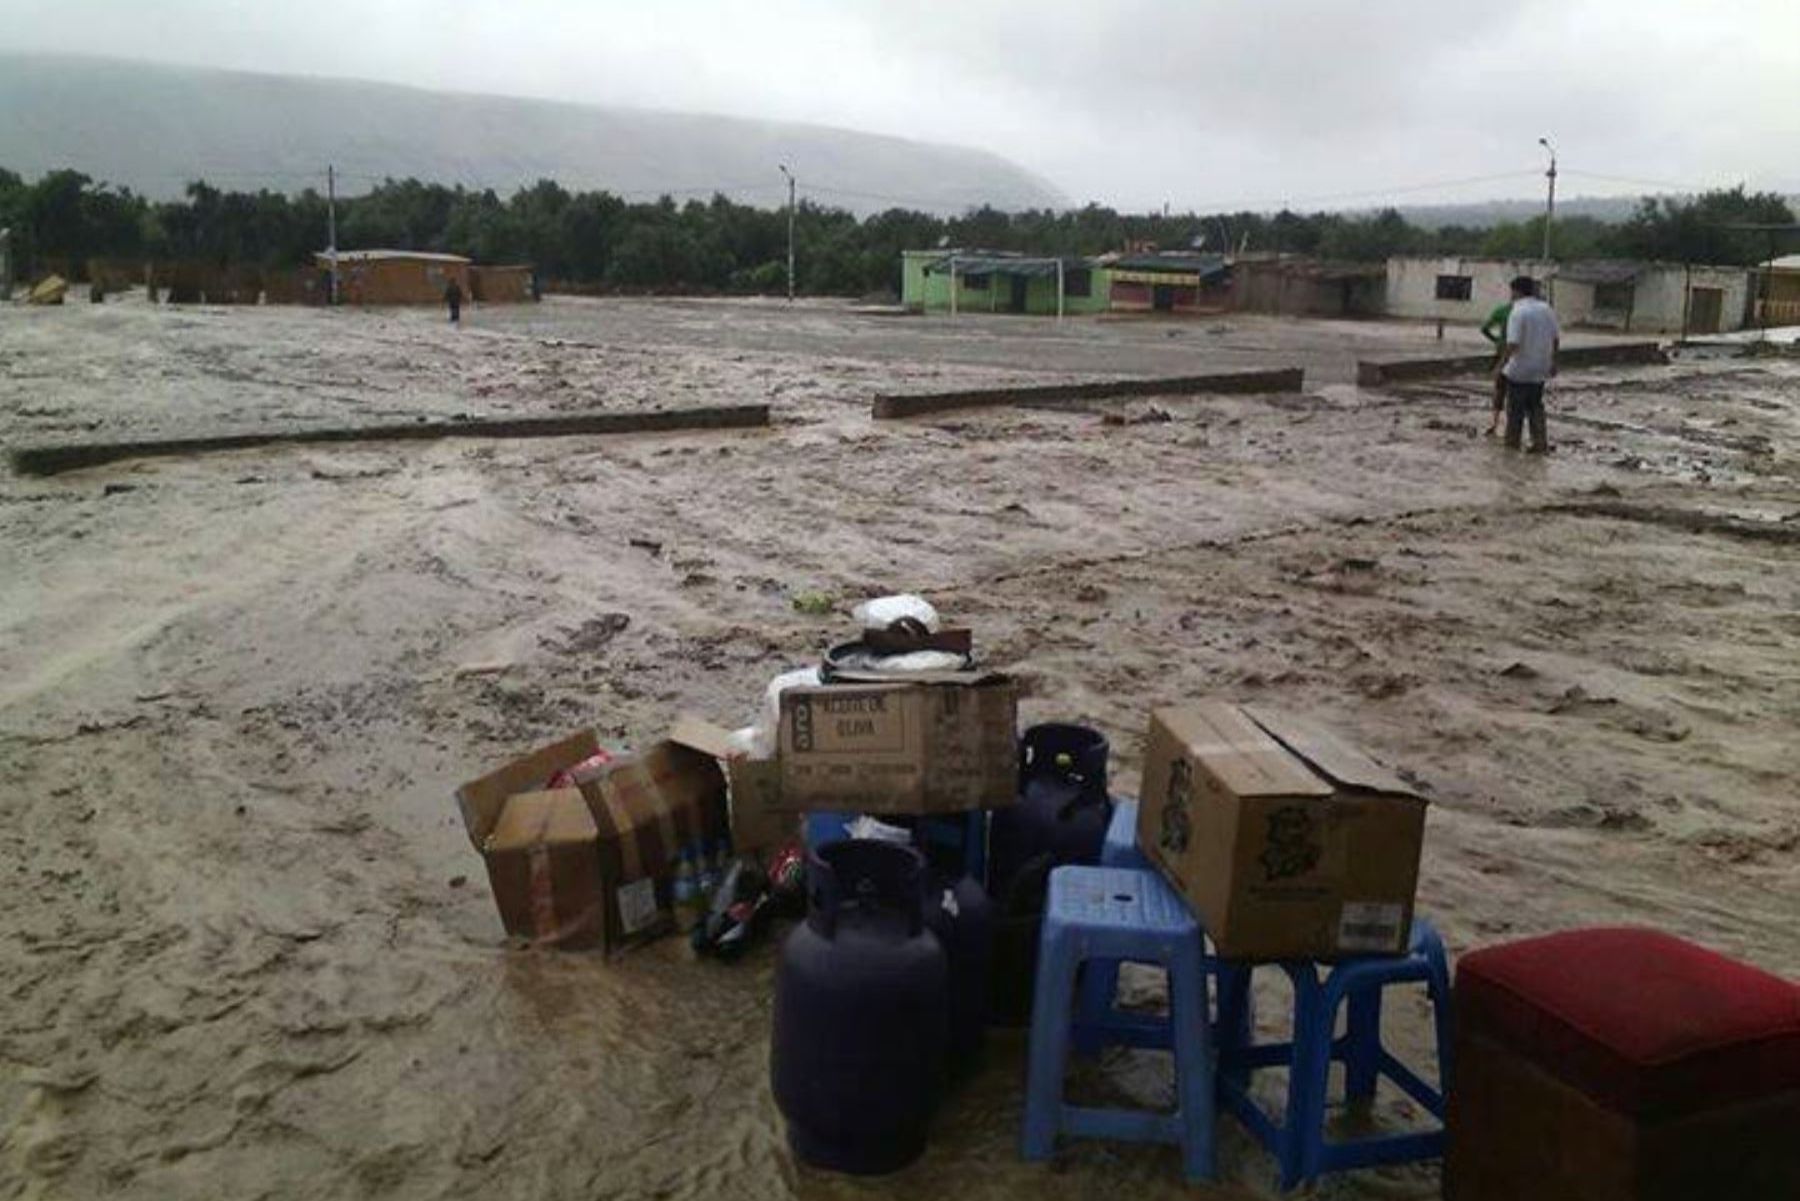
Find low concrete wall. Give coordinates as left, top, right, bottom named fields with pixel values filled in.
left=1356, top=343, right=1666, bottom=387
left=871, top=367, right=1306, bottom=419
left=13, top=405, right=771, bottom=477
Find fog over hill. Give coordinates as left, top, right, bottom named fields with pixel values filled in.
left=0, top=53, right=1064, bottom=215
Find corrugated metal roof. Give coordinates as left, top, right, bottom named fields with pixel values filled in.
left=921, top=254, right=1085, bottom=278
left=1765, top=254, right=1800, bottom=270
left=1105, top=252, right=1230, bottom=278
left=314, top=249, right=472, bottom=264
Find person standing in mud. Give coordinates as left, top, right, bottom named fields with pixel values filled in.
left=444, top=276, right=464, bottom=325
left=1479, top=293, right=1513, bottom=436
left=1495, top=276, right=1559, bottom=453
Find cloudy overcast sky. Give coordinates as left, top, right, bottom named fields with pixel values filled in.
left=3, top=0, right=1797, bottom=209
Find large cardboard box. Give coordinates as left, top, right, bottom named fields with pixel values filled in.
left=456, top=728, right=728, bottom=951
left=776, top=673, right=1018, bottom=814
left=1137, top=702, right=1426, bottom=961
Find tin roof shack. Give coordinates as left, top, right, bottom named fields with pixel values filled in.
left=316, top=250, right=471, bottom=306
left=1386, top=255, right=1753, bottom=335
left=1756, top=254, right=1800, bottom=328
left=901, top=249, right=1108, bottom=317
left=1556, top=261, right=1752, bottom=335
left=1232, top=257, right=1386, bottom=318
left=470, top=264, right=537, bottom=303
left=1099, top=252, right=1232, bottom=315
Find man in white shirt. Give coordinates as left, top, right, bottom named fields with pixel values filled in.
left=1496, top=276, right=1560, bottom=453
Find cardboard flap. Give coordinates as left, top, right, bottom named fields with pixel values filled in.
left=1244, top=705, right=1423, bottom=800
left=1156, top=702, right=1333, bottom=799
left=667, top=714, right=743, bottom=761
left=455, top=728, right=600, bottom=847
left=485, top=790, right=599, bottom=852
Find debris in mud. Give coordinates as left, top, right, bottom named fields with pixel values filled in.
left=627, top=537, right=664, bottom=556
left=1497, top=661, right=1540, bottom=679
left=790, top=591, right=834, bottom=615
left=540, top=613, right=631, bottom=655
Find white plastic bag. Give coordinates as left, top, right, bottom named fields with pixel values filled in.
left=852, top=594, right=940, bottom=633
left=845, top=815, right=914, bottom=845
left=752, top=666, right=823, bottom=758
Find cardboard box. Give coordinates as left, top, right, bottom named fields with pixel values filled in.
left=1136, top=702, right=1426, bottom=961
left=776, top=672, right=1018, bottom=814
left=455, top=728, right=728, bottom=951
left=668, top=716, right=797, bottom=855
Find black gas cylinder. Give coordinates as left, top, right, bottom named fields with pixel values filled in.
left=771, top=840, right=948, bottom=1175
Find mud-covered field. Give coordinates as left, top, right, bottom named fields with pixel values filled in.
left=3, top=295, right=1796, bottom=1200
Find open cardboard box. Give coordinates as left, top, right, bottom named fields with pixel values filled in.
left=1136, top=701, right=1427, bottom=961
left=455, top=728, right=728, bottom=952
left=667, top=716, right=795, bottom=856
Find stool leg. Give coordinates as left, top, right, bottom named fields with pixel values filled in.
left=1214, top=962, right=1253, bottom=1087
left=1169, top=939, right=1216, bottom=1182
left=1021, top=928, right=1082, bottom=1161
left=1344, top=985, right=1383, bottom=1105
left=1074, top=960, right=1119, bottom=1056
left=1282, top=964, right=1333, bottom=1191
left=1420, top=925, right=1454, bottom=1111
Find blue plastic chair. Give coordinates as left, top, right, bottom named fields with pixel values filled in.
left=1214, top=918, right=1454, bottom=1191
left=1021, top=865, right=1215, bottom=1182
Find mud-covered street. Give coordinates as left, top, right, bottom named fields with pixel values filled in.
left=3, top=296, right=1796, bottom=1200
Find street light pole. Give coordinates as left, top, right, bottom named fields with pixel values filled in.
left=1538, top=137, right=1557, bottom=263
left=778, top=164, right=795, bottom=303
left=326, top=164, right=340, bottom=306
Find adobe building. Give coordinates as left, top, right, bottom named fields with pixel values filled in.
left=315, top=250, right=472, bottom=306
left=1386, top=255, right=1754, bottom=335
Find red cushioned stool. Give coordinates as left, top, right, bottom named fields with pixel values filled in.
left=1445, top=928, right=1800, bottom=1201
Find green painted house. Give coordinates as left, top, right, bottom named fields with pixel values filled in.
left=900, top=249, right=1111, bottom=316
left=900, top=248, right=1231, bottom=316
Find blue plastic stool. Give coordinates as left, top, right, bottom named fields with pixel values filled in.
left=1021, top=866, right=1215, bottom=1181
left=1214, top=918, right=1454, bottom=1191
left=1078, top=797, right=1157, bottom=1050
left=1101, top=796, right=1148, bottom=870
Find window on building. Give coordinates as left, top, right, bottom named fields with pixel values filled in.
left=962, top=273, right=990, bottom=291
left=1435, top=274, right=1473, bottom=301
left=1594, top=281, right=1634, bottom=311
left=1064, top=268, right=1092, bottom=298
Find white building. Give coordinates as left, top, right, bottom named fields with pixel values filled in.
left=1386, top=256, right=1753, bottom=335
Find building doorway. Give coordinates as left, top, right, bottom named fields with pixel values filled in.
left=1687, top=286, right=1724, bottom=334
left=1008, top=275, right=1028, bottom=313
left=1153, top=284, right=1176, bottom=312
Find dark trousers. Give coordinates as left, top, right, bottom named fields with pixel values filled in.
left=1505, top=380, right=1547, bottom=450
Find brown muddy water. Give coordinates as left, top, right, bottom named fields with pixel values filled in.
left=3, top=296, right=1796, bottom=1199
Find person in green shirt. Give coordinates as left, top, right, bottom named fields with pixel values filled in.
left=1479, top=299, right=1512, bottom=435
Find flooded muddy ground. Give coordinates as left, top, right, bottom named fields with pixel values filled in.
left=2, top=295, right=1796, bottom=1199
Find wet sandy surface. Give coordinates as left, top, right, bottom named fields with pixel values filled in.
left=2, top=296, right=1796, bottom=1199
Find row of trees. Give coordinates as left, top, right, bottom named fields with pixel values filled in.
left=2, top=166, right=1790, bottom=297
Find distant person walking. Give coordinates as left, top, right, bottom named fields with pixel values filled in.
left=445, top=277, right=464, bottom=324
left=1479, top=294, right=1514, bottom=436
left=1495, top=276, right=1559, bottom=453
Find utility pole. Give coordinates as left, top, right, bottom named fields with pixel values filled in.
left=1538, top=137, right=1557, bottom=263
left=326, top=164, right=340, bottom=306
left=778, top=164, right=796, bottom=303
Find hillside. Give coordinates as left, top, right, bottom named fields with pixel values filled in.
left=0, top=53, right=1063, bottom=215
